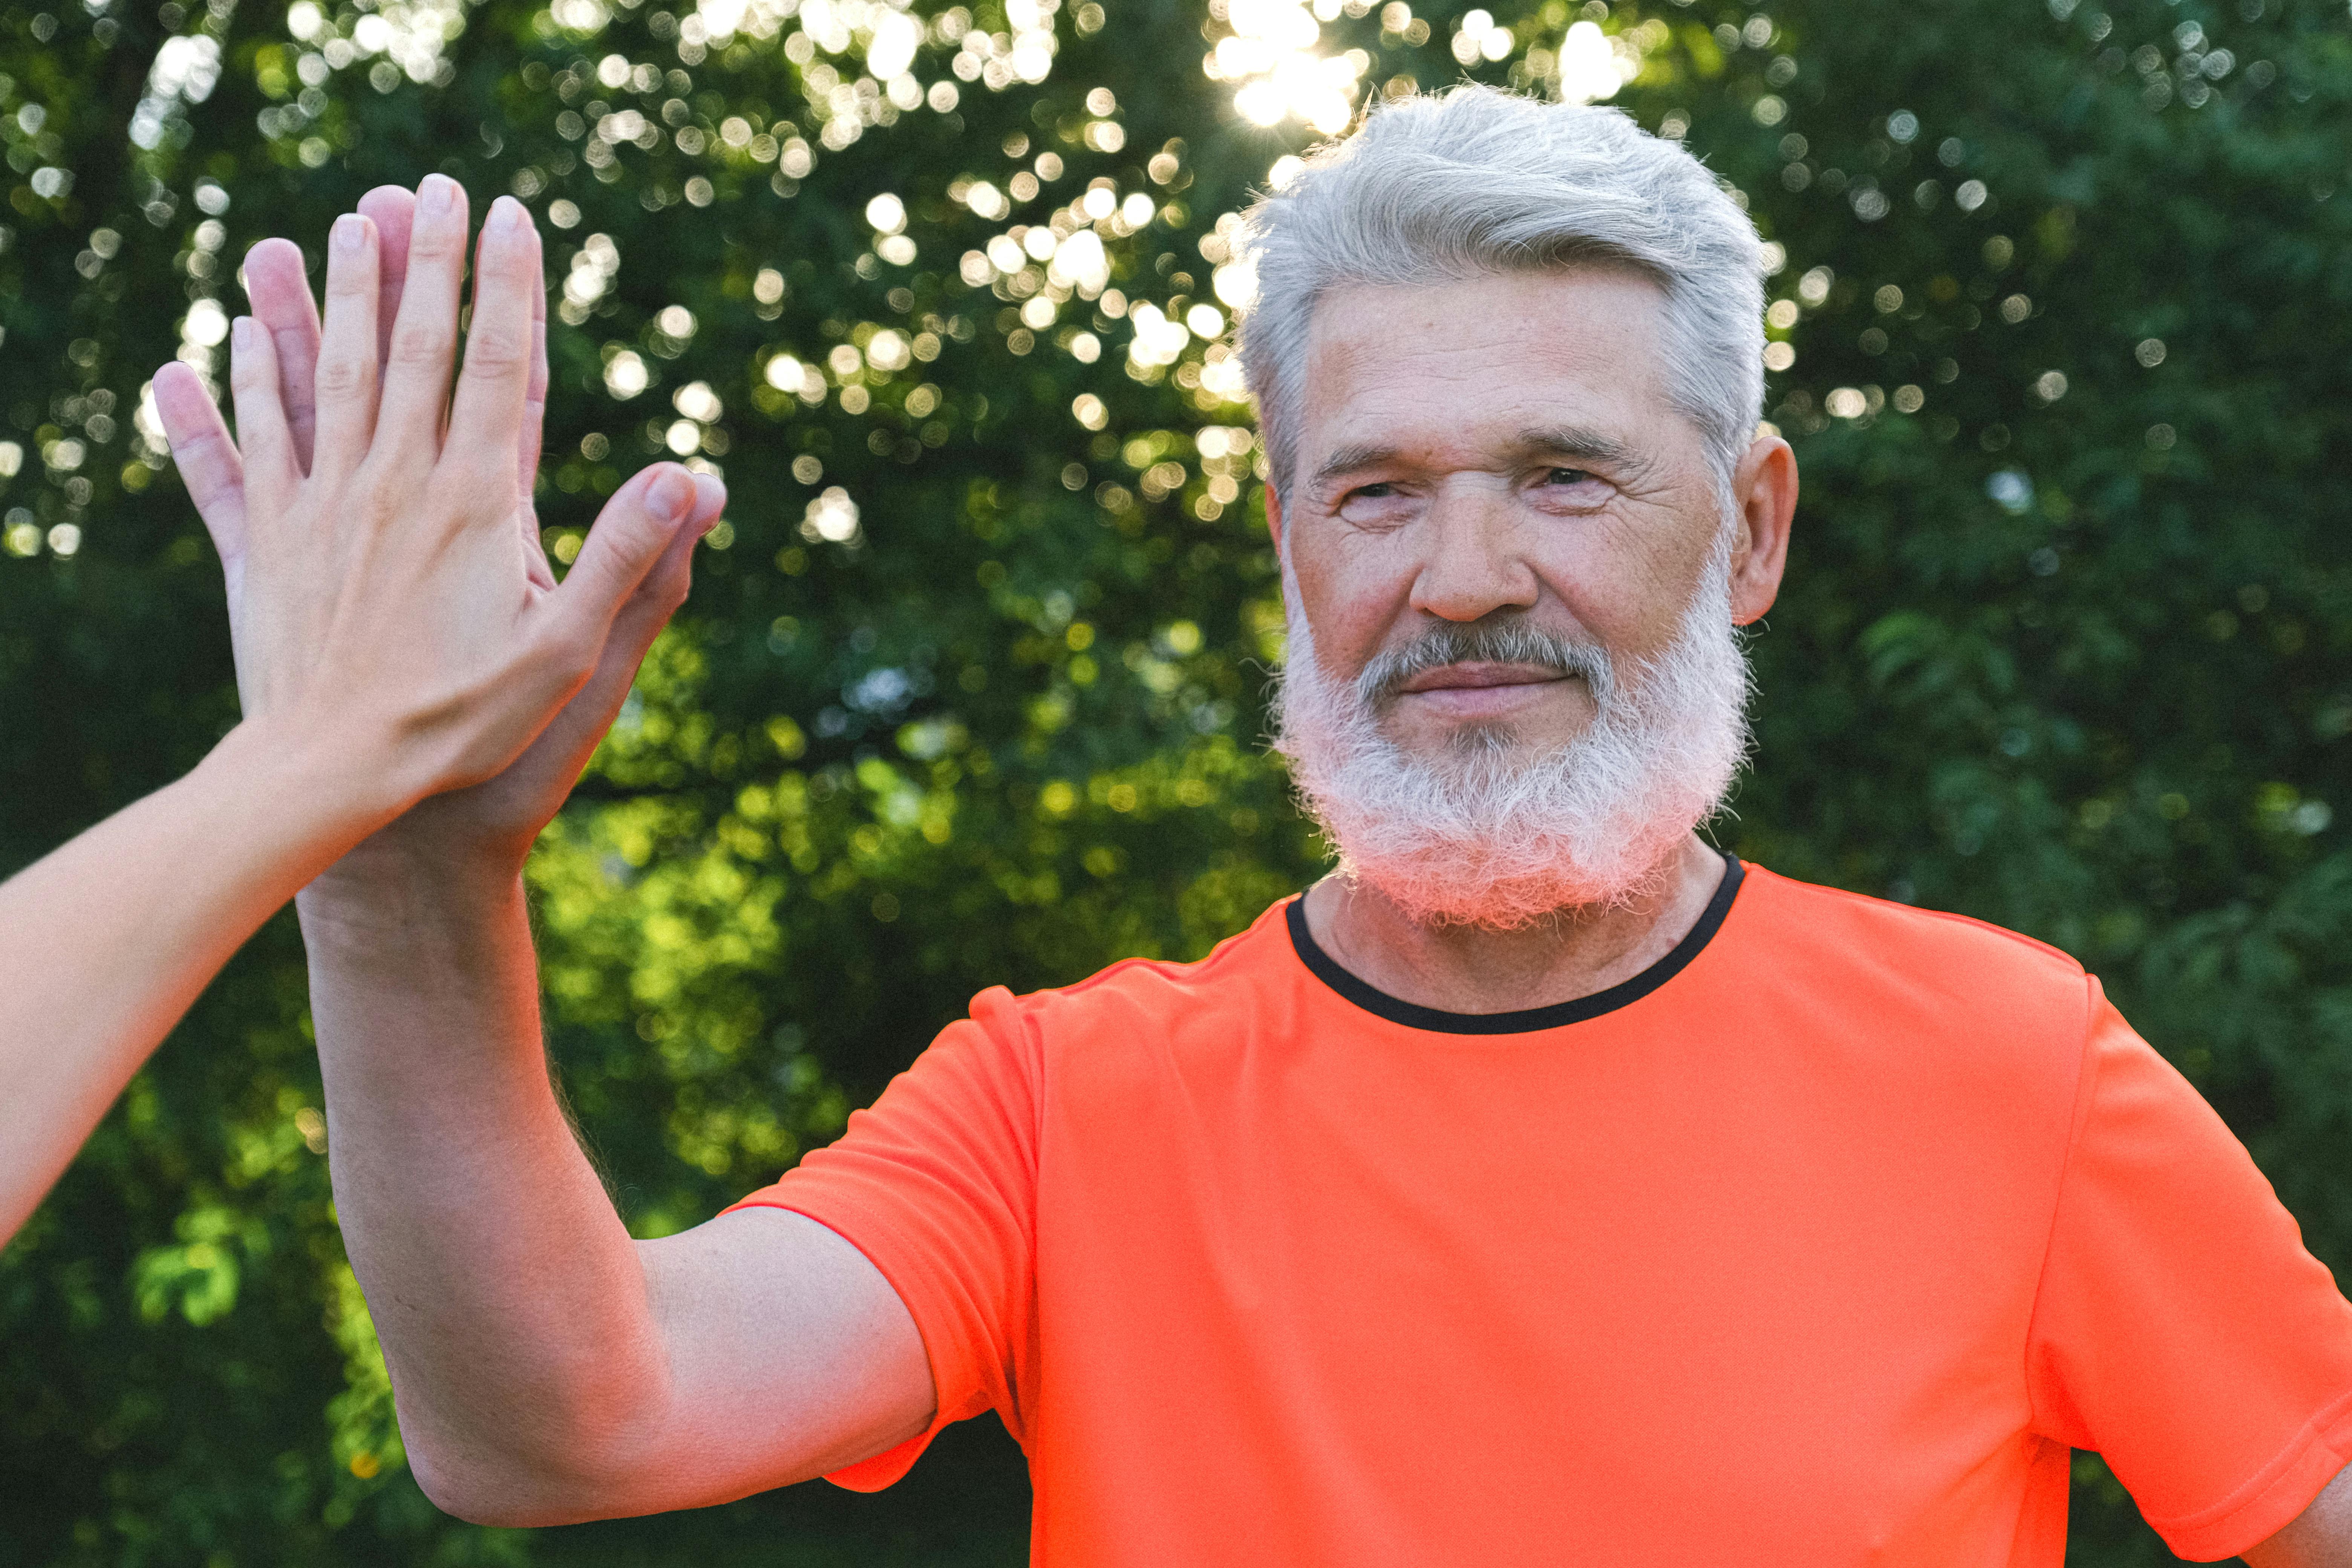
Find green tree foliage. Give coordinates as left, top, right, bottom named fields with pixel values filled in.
left=4, top=0, right=2350, bottom=1560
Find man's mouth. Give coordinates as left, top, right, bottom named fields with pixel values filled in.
left=1396, top=661, right=1569, bottom=693
left=1393, top=662, right=1575, bottom=717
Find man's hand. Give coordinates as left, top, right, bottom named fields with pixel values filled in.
left=153, top=178, right=723, bottom=859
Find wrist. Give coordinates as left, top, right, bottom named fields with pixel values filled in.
left=297, top=840, right=529, bottom=961
left=299, top=810, right=529, bottom=914
left=198, top=711, right=412, bottom=853
left=227, top=705, right=531, bottom=944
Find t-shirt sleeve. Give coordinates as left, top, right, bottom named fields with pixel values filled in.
left=2025, top=981, right=2352, bottom=1560
left=723, top=985, right=1040, bottom=1491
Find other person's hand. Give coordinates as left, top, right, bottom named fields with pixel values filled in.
left=0, top=180, right=721, bottom=1243
left=152, top=177, right=722, bottom=861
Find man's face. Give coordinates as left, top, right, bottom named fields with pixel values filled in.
left=1276, top=267, right=1757, bottom=769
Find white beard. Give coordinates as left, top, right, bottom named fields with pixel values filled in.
left=1268, top=537, right=1754, bottom=928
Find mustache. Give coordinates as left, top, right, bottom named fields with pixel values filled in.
left=1355, top=622, right=1617, bottom=711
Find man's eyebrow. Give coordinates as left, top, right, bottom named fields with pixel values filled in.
left=1513, top=426, right=1654, bottom=476
left=1308, top=426, right=1654, bottom=494
left=1309, top=442, right=1402, bottom=491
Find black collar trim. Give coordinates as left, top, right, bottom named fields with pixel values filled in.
left=1284, top=853, right=1745, bottom=1035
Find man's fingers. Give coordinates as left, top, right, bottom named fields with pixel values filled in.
left=309, top=212, right=384, bottom=483
left=240, top=239, right=322, bottom=474
left=225, top=315, right=300, bottom=519
left=151, top=360, right=247, bottom=571
left=443, top=197, right=542, bottom=482
left=356, top=184, right=418, bottom=369
left=374, top=174, right=470, bottom=463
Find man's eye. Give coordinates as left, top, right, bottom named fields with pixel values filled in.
left=1543, top=467, right=1593, bottom=487
left=1352, top=482, right=1395, bottom=500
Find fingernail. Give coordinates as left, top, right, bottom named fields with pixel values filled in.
left=332, top=213, right=365, bottom=253
left=492, top=195, right=527, bottom=234
left=424, top=174, right=458, bottom=216
left=231, top=315, right=253, bottom=354
left=694, top=475, right=727, bottom=529
left=648, top=469, right=693, bottom=522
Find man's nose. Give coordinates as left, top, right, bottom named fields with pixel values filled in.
left=1407, top=478, right=1539, bottom=623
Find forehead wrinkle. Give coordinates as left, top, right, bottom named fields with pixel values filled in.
left=1295, top=271, right=1687, bottom=502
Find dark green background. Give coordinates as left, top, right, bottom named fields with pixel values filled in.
left=4, top=0, right=2350, bottom=1559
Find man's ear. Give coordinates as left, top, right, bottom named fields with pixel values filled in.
left=1266, top=484, right=1288, bottom=571
left=1728, top=433, right=1796, bottom=626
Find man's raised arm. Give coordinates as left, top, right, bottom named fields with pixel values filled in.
left=242, top=179, right=934, bottom=1524
left=297, top=855, right=933, bottom=1522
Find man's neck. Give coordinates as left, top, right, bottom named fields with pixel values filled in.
left=1298, top=835, right=1727, bottom=1017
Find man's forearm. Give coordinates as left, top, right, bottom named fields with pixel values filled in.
left=299, top=855, right=668, bottom=1518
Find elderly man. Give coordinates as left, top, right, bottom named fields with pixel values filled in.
left=235, top=88, right=2352, bottom=1565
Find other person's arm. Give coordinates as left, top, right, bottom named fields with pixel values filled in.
left=0, top=704, right=437, bottom=1243
left=235, top=182, right=935, bottom=1523
left=0, top=191, right=701, bottom=1246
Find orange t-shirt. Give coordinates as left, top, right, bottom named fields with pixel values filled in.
left=729, top=859, right=2352, bottom=1564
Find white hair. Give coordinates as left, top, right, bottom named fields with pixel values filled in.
left=1234, top=84, right=1767, bottom=499
left=1269, top=534, right=1754, bottom=927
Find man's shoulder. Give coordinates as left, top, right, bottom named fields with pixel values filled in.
left=969, top=896, right=1298, bottom=1037
left=1740, top=865, right=2089, bottom=1025
left=1750, top=865, right=2079, bottom=973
